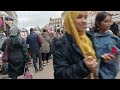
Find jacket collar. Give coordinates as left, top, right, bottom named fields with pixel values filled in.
left=65, top=31, right=94, bottom=44
left=64, top=31, right=95, bottom=58
left=30, top=31, right=35, bottom=34
left=94, top=30, right=113, bottom=37
left=64, top=32, right=84, bottom=57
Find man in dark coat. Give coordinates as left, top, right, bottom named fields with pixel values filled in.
left=1, top=26, right=31, bottom=79
left=27, top=28, right=43, bottom=72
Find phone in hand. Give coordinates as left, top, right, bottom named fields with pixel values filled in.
left=107, top=53, right=115, bottom=58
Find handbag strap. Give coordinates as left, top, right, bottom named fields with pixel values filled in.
left=24, top=64, right=28, bottom=74
left=23, top=64, right=35, bottom=79
left=31, top=64, right=35, bottom=79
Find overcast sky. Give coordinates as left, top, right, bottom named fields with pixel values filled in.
left=16, top=11, right=63, bottom=30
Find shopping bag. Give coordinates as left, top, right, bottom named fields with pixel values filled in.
left=2, top=46, right=9, bottom=62
left=24, top=64, right=33, bottom=79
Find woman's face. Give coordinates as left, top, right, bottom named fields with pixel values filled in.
left=74, top=11, right=88, bottom=32
left=98, top=15, right=112, bottom=31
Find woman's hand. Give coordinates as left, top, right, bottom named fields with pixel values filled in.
left=101, top=53, right=115, bottom=63
left=84, top=56, right=98, bottom=73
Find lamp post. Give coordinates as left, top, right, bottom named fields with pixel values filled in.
left=23, top=20, right=24, bottom=28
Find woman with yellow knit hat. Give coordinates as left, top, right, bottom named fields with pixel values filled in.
left=53, top=11, right=99, bottom=79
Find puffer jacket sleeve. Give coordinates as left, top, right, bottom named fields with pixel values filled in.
left=21, top=38, right=31, bottom=63
left=53, top=38, right=90, bottom=79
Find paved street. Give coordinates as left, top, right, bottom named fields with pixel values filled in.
left=116, top=72, right=120, bottom=79
left=0, top=59, right=54, bottom=79
left=0, top=59, right=120, bottom=79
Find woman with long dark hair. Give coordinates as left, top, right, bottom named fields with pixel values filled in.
left=93, top=12, right=120, bottom=79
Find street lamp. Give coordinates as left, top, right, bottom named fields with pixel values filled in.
left=23, top=20, right=24, bottom=28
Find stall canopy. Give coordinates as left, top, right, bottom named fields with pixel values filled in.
left=0, top=17, right=3, bottom=27
left=0, top=12, right=14, bottom=28
left=5, top=16, right=14, bottom=28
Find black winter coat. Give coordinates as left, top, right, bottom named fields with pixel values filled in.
left=110, top=23, right=119, bottom=36
left=1, top=35, right=31, bottom=78
left=53, top=32, right=96, bottom=79
left=27, top=32, right=42, bottom=53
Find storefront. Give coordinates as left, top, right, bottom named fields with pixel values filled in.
left=20, top=29, right=29, bottom=40
left=0, top=12, right=14, bottom=37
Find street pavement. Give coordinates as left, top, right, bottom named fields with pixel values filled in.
left=116, top=72, right=120, bottom=79
left=0, top=59, right=120, bottom=79
left=0, top=59, right=54, bottom=79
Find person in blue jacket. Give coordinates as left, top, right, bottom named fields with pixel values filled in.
left=93, top=11, right=120, bottom=79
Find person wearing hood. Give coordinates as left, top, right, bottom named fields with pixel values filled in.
left=1, top=26, right=31, bottom=79
left=92, top=11, right=120, bottom=79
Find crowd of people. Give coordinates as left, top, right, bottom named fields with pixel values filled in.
left=0, top=25, right=64, bottom=79
left=0, top=11, right=120, bottom=79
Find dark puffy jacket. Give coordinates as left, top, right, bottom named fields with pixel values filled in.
left=1, top=35, right=31, bottom=78
left=27, top=32, right=42, bottom=53
left=110, top=23, right=119, bottom=36
left=53, top=32, right=95, bottom=79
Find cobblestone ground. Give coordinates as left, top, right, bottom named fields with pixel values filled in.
left=116, top=72, right=120, bottom=79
